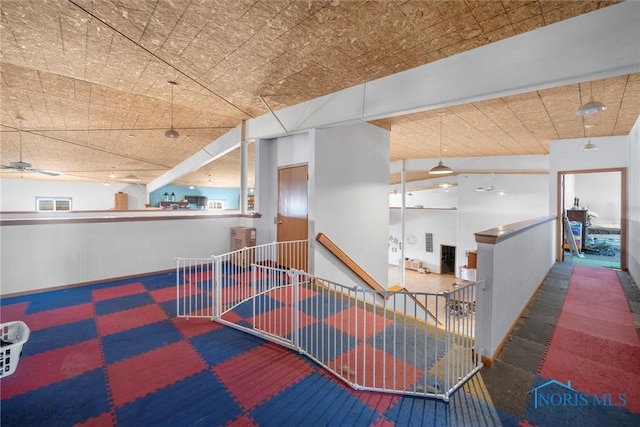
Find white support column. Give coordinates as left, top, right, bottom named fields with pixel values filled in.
left=400, top=160, right=406, bottom=288
left=240, top=140, right=248, bottom=215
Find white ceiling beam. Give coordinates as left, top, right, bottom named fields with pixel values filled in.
left=246, top=1, right=639, bottom=138
left=152, top=1, right=639, bottom=190
left=147, top=125, right=242, bottom=193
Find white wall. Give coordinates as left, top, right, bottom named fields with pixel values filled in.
left=573, top=171, right=621, bottom=225
left=253, top=138, right=277, bottom=245
left=312, top=122, right=390, bottom=289
left=389, top=186, right=458, bottom=209
left=458, top=174, right=550, bottom=258
left=389, top=208, right=457, bottom=273
left=627, top=118, right=640, bottom=285
left=388, top=173, right=549, bottom=278
left=475, top=219, right=556, bottom=360
left=564, top=171, right=621, bottom=224
left=550, top=133, right=635, bottom=279
left=549, top=135, right=629, bottom=210
left=277, top=132, right=312, bottom=167
left=0, top=215, right=241, bottom=296
left=0, top=179, right=147, bottom=211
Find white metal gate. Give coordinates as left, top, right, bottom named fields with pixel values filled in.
left=176, top=242, right=480, bottom=401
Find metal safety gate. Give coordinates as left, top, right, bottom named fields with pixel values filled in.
left=176, top=242, right=481, bottom=401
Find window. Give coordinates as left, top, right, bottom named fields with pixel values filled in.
left=208, top=200, right=225, bottom=210
left=36, top=197, right=72, bottom=212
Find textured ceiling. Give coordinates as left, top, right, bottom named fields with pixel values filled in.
left=1, top=0, right=638, bottom=188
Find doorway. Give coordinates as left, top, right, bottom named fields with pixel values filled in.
left=441, top=245, right=456, bottom=275
left=557, top=168, right=626, bottom=270
left=277, top=164, right=308, bottom=270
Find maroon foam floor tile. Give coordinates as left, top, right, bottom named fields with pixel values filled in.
left=96, top=304, right=168, bottom=336
left=107, top=341, right=207, bottom=407
left=173, top=317, right=223, bottom=339
left=329, top=344, right=423, bottom=391
left=20, top=303, right=94, bottom=331
left=0, top=339, right=103, bottom=399
left=556, top=310, right=640, bottom=347
left=149, top=286, right=179, bottom=303
left=213, top=343, right=315, bottom=411
left=253, top=306, right=318, bottom=338
left=325, top=306, right=394, bottom=341
left=92, top=283, right=146, bottom=302
left=0, top=302, right=27, bottom=323
left=540, top=265, right=640, bottom=414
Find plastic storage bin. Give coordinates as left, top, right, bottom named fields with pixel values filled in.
left=1, top=321, right=30, bottom=378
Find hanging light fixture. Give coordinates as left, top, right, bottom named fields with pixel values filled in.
left=429, top=112, right=453, bottom=175
left=438, top=180, right=452, bottom=188
left=474, top=174, right=486, bottom=192
left=123, top=174, right=140, bottom=182
left=581, top=123, right=598, bottom=151
left=581, top=141, right=598, bottom=151
left=207, top=174, right=212, bottom=184
left=164, top=81, right=180, bottom=138
left=577, top=82, right=606, bottom=115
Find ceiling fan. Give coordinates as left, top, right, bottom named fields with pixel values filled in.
left=1, top=118, right=61, bottom=176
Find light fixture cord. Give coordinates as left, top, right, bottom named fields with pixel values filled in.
left=439, top=113, right=443, bottom=161
left=170, top=83, right=175, bottom=128
left=18, top=119, right=23, bottom=162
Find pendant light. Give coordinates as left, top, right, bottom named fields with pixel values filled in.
left=123, top=174, right=141, bottom=182
left=577, top=82, right=606, bottom=115
left=581, top=123, right=598, bottom=151
left=164, top=81, right=180, bottom=138
left=429, top=112, right=453, bottom=175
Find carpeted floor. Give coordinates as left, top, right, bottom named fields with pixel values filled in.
left=1, top=262, right=639, bottom=426
left=533, top=265, right=640, bottom=421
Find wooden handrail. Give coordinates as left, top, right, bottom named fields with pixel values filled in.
left=316, top=233, right=441, bottom=325
left=388, top=285, right=442, bottom=325
left=316, top=233, right=386, bottom=294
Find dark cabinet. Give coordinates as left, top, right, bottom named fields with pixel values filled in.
left=185, top=195, right=207, bottom=207
left=567, top=209, right=588, bottom=244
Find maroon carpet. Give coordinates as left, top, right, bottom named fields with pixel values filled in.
left=540, top=265, right=640, bottom=413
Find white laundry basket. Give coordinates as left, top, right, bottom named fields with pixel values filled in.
left=0, top=321, right=30, bottom=378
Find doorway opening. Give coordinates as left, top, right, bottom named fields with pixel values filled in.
left=557, top=168, right=626, bottom=270
left=441, top=245, right=456, bottom=275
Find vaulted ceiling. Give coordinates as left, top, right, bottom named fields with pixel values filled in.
left=1, top=0, right=638, bottom=188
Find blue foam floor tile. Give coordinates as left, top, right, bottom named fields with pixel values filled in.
left=189, top=326, right=265, bottom=366
left=23, top=318, right=97, bottom=357
left=116, top=371, right=243, bottom=427
left=0, top=368, right=109, bottom=427
left=296, top=323, right=356, bottom=364
left=231, top=296, right=282, bottom=318
left=383, top=394, right=450, bottom=427
left=20, top=288, right=94, bottom=313
left=141, top=272, right=176, bottom=290
left=369, top=324, right=447, bottom=370
left=95, top=292, right=154, bottom=316
left=298, top=293, right=352, bottom=319
left=101, top=320, right=182, bottom=364
left=250, top=372, right=380, bottom=426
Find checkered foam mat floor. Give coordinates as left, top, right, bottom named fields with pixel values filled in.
left=1, top=264, right=639, bottom=426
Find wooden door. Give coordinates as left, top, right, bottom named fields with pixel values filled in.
left=277, top=165, right=308, bottom=270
